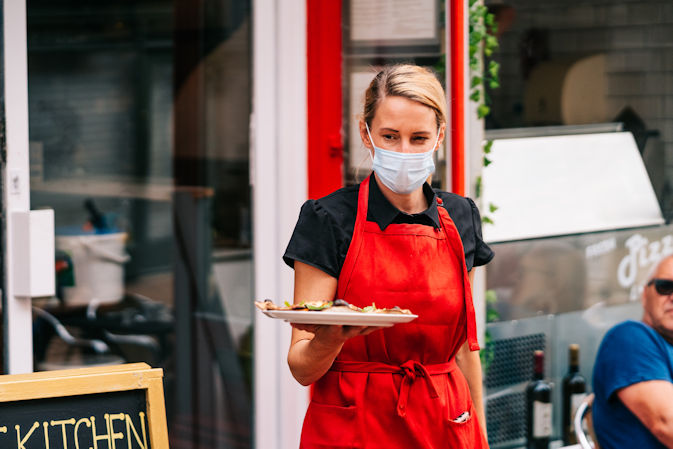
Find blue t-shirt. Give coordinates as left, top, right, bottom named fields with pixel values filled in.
left=592, top=320, right=673, bottom=449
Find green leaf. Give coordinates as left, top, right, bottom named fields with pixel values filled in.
left=484, top=47, right=493, bottom=57
left=469, top=90, right=481, bottom=102
left=485, top=37, right=499, bottom=53
left=485, top=13, right=495, bottom=26
left=306, top=301, right=333, bottom=311
left=475, top=176, right=482, bottom=198
left=483, top=156, right=492, bottom=166
left=488, top=60, right=500, bottom=78
left=477, top=104, right=490, bottom=118
left=284, top=301, right=292, bottom=308
left=489, top=202, right=498, bottom=213
left=482, top=216, right=494, bottom=225
left=484, top=140, right=493, bottom=153
left=485, top=289, right=498, bottom=305
left=471, top=76, right=482, bottom=88
left=489, top=79, right=500, bottom=89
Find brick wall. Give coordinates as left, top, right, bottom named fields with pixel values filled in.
left=487, top=0, right=673, bottom=215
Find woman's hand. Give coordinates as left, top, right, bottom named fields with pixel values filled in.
left=288, top=262, right=385, bottom=385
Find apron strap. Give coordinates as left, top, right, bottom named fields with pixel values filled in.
left=337, top=175, right=371, bottom=299
left=436, top=198, right=480, bottom=352
left=330, top=359, right=458, bottom=417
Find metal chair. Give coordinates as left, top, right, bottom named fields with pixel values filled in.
left=574, top=393, right=601, bottom=449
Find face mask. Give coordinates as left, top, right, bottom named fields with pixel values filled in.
left=366, top=123, right=439, bottom=194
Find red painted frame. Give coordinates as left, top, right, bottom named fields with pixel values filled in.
left=450, top=0, right=466, bottom=197
left=306, top=0, right=344, bottom=200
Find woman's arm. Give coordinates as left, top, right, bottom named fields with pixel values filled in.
left=287, top=261, right=376, bottom=386
left=456, top=340, right=487, bottom=435
left=455, top=269, right=487, bottom=435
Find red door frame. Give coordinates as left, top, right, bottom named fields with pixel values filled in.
left=306, top=0, right=343, bottom=200
left=306, top=0, right=466, bottom=198
left=449, top=0, right=467, bottom=196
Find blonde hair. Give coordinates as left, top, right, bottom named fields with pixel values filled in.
left=363, top=64, right=447, bottom=128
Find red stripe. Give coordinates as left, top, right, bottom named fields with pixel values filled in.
left=307, top=0, right=343, bottom=200
left=450, top=0, right=466, bottom=196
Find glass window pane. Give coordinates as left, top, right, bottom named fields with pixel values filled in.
left=27, top=1, right=253, bottom=447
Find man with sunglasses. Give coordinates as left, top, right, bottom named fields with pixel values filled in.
left=592, top=255, right=673, bottom=449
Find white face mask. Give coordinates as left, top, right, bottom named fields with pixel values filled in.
left=366, top=122, right=439, bottom=195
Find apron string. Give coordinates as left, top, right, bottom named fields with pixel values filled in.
left=436, top=198, right=480, bottom=351
left=337, top=175, right=371, bottom=299
left=330, top=359, right=458, bottom=417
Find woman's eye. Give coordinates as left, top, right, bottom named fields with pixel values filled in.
left=382, top=134, right=397, bottom=141
left=413, top=136, right=429, bottom=143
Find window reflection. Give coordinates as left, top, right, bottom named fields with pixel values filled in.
left=27, top=1, right=253, bottom=447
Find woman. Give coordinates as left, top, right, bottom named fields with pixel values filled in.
left=283, top=64, right=494, bottom=448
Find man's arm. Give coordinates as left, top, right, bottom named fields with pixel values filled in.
left=617, top=380, right=673, bottom=448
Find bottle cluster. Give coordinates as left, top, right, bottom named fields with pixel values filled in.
left=525, top=345, right=587, bottom=449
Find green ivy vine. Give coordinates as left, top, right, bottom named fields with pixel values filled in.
left=468, top=0, right=501, bottom=374
left=469, top=0, right=500, bottom=226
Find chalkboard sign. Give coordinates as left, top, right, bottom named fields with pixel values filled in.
left=0, top=363, right=168, bottom=449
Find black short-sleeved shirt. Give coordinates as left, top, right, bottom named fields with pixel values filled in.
left=283, top=173, right=494, bottom=278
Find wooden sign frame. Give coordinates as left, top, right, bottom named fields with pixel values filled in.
left=0, top=363, right=168, bottom=448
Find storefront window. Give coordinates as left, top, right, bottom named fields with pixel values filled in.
left=27, top=1, right=253, bottom=447
left=482, top=1, right=673, bottom=447
left=342, top=0, right=448, bottom=188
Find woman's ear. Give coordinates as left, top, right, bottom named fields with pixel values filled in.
left=360, top=120, right=374, bottom=151
left=436, top=123, right=447, bottom=151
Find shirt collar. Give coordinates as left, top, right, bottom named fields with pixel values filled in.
left=368, top=173, right=441, bottom=230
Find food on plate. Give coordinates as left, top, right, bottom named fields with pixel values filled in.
left=254, top=298, right=412, bottom=315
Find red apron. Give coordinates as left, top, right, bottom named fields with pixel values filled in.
left=299, top=177, right=489, bottom=449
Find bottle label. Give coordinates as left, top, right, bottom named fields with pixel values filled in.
left=571, top=393, right=587, bottom=423
left=533, top=401, right=553, bottom=438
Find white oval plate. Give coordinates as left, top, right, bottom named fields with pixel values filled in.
left=261, top=310, right=418, bottom=327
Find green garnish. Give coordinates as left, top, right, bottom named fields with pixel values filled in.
left=306, top=301, right=333, bottom=311
left=362, top=303, right=377, bottom=313
left=284, top=301, right=293, bottom=308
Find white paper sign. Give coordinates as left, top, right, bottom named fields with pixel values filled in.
left=350, top=0, right=437, bottom=42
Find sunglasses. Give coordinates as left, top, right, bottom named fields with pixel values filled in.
left=647, top=278, right=673, bottom=296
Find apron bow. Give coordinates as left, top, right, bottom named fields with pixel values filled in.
left=397, top=360, right=439, bottom=417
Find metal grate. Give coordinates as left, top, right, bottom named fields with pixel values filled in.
left=485, top=333, right=546, bottom=388
left=486, top=391, right=527, bottom=445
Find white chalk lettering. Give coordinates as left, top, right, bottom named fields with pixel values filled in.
left=51, top=419, right=76, bottom=449
left=108, top=413, right=125, bottom=449
left=43, top=422, right=50, bottom=449
left=125, top=412, right=148, bottom=449
left=15, top=422, right=39, bottom=449
left=74, top=418, right=91, bottom=449
left=0, top=426, right=6, bottom=434
left=91, top=416, right=112, bottom=449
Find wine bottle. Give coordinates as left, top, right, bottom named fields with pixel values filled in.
left=526, top=350, right=552, bottom=449
left=562, top=344, right=587, bottom=445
